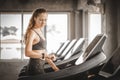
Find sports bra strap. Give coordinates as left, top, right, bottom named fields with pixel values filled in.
left=32, top=29, right=41, bottom=38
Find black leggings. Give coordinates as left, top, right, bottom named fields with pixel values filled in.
left=27, top=58, right=45, bottom=75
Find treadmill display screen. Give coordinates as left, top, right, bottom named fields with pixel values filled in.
left=75, top=34, right=106, bottom=65
left=83, top=36, right=102, bottom=58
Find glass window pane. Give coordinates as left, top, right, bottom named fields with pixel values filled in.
left=23, top=14, right=32, bottom=35
left=46, top=14, right=68, bottom=53
left=88, top=14, right=101, bottom=43
left=23, top=13, right=32, bottom=59
left=0, top=14, right=21, bottom=59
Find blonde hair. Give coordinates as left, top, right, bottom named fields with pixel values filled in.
left=24, top=8, right=47, bottom=43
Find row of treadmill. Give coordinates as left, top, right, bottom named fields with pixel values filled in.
left=18, top=34, right=120, bottom=80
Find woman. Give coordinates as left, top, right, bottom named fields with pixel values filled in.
left=24, top=8, right=59, bottom=75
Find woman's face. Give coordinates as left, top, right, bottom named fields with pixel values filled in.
left=34, top=13, right=48, bottom=28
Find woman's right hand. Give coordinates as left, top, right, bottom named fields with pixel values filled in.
left=54, top=67, right=59, bottom=71
left=49, top=54, right=57, bottom=61
left=45, top=57, right=60, bottom=72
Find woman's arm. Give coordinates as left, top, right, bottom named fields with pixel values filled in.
left=45, top=55, right=59, bottom=71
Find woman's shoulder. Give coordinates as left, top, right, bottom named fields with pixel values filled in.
left=27, top=29, right=36, bottom=37
left=29, top=29, right=36, bottom=34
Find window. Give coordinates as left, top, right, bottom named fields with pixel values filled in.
left=23, top=13, right=32, bottom=59
left=88, top=13, right=101, bottom=43
left=46, top=13, right=68, bottom=53
left=0, top=13, right=22, bottom=59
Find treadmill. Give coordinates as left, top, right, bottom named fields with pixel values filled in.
left=18, top=34, right=107, bottom=80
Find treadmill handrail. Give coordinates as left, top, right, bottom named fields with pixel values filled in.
left=56, top=40, right=70, bottom=56
left=64, top=38, right=85, bottom=60
left=60, top=39, right=77, bottom=57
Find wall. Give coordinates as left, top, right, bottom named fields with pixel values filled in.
left=0, top=0, right=74, bottom=12
left=102, top=0, right=118, bottom=58
left=117, top=0, right=120, bottom=47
